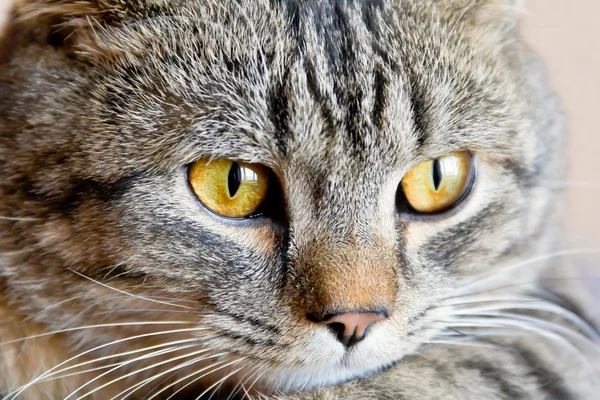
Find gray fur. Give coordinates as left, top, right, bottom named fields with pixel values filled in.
left=0, top=0, right=597, bottom=399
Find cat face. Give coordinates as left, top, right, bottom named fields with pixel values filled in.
left=0, top=0, right=564, bottom=396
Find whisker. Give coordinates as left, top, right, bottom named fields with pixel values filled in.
left=226, top=365, right=263, bottom=400
left=23, top=295, right=85, bottom=322
left=452, top=312, right=600, bottom=351
left=443, top=318, right=592, bottom=366
left=36, top=337, right=203, bottom=383
left=159, top=358, right=246, bottom=400
left=242, top=368, right=268, bottom=400
left=442, top=277, right=600, bottom=302
left=93, top=308, right=200, bottom=316
left=424, top=339, right=508, bottom=351
left=206, top=365, right=246, bottom=400
left=544, top=180, right=600, bottom=189
left=436, top=328, right=532, bottom=339
left=68, top=268, right=195, bottom=310
left=69, top=345, right=213, bottom=400
left=439, top=296, right=600, bottom=339
left=143, top=359, right=231, bottom=400
left=0, top=215, right=40, bottom=221
left=454, top=248, right=600, bottom=293
left=0, top=321, right=195, bottom=346
left=40, top=363, right=120, bottom=382
left=194, top=361, right=247, bottom=400
left=113, top=352, right=230, bottom=400
left=5, top=327, right=210, bottom=400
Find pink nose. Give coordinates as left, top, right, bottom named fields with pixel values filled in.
left=322, top=312, right=388, bottom=347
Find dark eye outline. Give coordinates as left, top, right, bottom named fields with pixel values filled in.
left=184, top=162, right=288, bottom=226
left=395, top=152, right=477, bottom=220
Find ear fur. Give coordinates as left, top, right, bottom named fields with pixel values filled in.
left=476, top=0, right=525, bottom=25
left=7, top=0, right=125, bottom=57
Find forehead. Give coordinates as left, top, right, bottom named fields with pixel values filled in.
left=93, top=0, right=524, bottom=181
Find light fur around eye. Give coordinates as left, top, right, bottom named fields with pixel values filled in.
left=188, top=159, right=270, bottom=218
left=401, top=152, right=474, bottom=213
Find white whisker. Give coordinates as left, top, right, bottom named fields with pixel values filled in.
left=227, top=365, right=263, bottom=400
left=5, top=327, right=210, bottom=400
left=544, top=180, right=600, bottom=189
left=457, top=248, right=600, bottom=292
left=441, top=296, right=600, bottom=339
left=40, top=363, right=122, bottom=382
left=23, top=295, right=84, bottom=322
left=68, top=268, right=195, bottom=310
left=37, top=337, right=203, bottom=383
left=453, top=312, right=600, bottom=351
left=444, top=317, right=593, bottom=367
left=242, top=367, right=268, bottom=400
left=69, top=345, right=213, bottom=400
left=144, top=359, right=230, bottom=400
left=424, top=339, right=506, bottom=351
left=194, top=362, right=246, bottom=400
left=0, top=321, right=194, bottom=346
left=114, top=352, right=229, bottom=400
left=436, top=328, right=532, bottom=339
left=0, top=215, right=40, bottom=221
left=165, top=358, right=246, bottom=400
left=206, top=365, right=246, bottom=400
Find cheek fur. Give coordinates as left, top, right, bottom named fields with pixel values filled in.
left=0, top=0, right=572, bottom=398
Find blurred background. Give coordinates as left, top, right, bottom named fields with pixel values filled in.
left=0, top=0, right=598, bottom=243
left=521, top=0, right=599, bottom=245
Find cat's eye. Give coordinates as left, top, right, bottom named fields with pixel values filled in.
left=189, top=159, right=270, bottom=218
left=400, top=152, right=474, bottom=214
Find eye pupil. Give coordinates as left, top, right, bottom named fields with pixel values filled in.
left=227, top=162, right=242, bottom=198
left=432, top=158, right=442, bottom=191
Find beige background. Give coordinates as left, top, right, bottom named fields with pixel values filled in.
left=522, top=0, right=600, bottom=244
left=0, top=1, right=598, bottom=243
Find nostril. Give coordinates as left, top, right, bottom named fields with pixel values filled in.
left=326, top=322, right=348, bottom=343
left=308, top=310, right=388, bottom=347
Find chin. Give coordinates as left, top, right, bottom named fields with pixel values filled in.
left=258, top=329, right=414, bottom=393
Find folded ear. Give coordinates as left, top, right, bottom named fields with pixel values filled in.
left=6, top=0, right=125, bottom=58
left=475, top=0, right=525, bottom=25
left=437, top=0, right=524, bottom=49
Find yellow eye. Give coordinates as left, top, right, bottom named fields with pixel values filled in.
left=401, top=152, right=474, bottom=213
left=189, top=159, right=270, bottom=218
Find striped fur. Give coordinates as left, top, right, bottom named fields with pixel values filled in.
left=0, top=0, right=597, bottom=399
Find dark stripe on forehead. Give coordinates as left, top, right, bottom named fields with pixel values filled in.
left=372, top=62, right=389, bottom=131
left=360, top=0, right=385, bottom=34
left=269, top=71, right=291, bottom=156
left=329, top=1, right=364, bottom=151
left=275, top=0, right=301, bottom=34
left=313, top=1, right=368, bottom=152
left=303, top=58, right=337, bottom=137
left=409, top=78, right=430, bottom=149
left=458, top=358, right=526, bottom=399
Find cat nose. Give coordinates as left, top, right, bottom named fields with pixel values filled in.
left=309, top=311, right=388, bottom=347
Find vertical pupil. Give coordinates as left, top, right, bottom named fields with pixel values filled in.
left=432, top=158, right=442, bottom=190
left=228, top=162, right=241, bottom=197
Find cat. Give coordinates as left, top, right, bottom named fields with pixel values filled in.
left=0, top=0, right=598, bottom=399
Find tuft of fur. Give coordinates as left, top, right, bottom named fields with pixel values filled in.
left=0, top=0, right=597, bottom=399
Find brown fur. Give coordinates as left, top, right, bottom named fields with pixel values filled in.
left=0, top=0, right=597, bottom=399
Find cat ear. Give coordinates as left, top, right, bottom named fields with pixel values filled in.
left=6, top=0, right=126, bottom=58
left=475, top=0, right=525, bottom=24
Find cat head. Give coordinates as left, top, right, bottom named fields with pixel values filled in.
left=0, top=0, right=563, bottom=395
